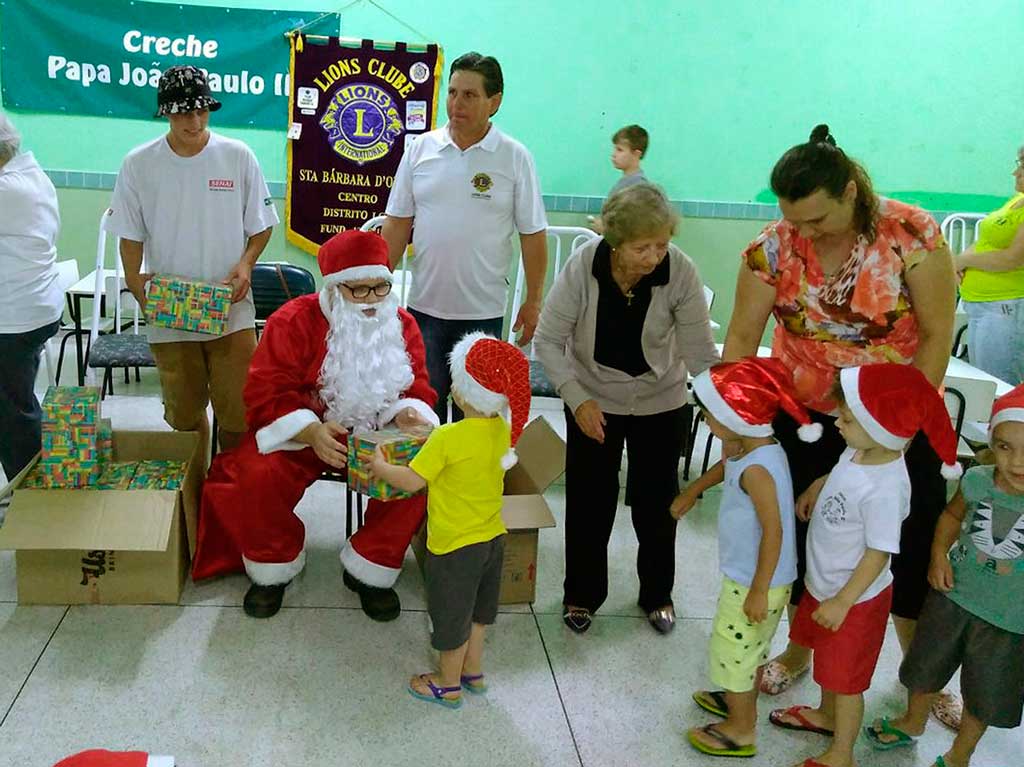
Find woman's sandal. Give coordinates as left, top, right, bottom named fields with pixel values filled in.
left=863, top=717, right=918, bottom=750
left=407, top=674, right=462, bottom=709
left=686, top=724, right=756, bottom=758
left=692, top=690, right=729, bottom=718
left=759, top=659, right=808, bottom=695
left=563, top=607, right=592, bottom=634
left=461, top=673, right=487, bottom=694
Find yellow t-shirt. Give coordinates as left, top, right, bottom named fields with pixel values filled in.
left=960, top=193, right=1024, bottom=302
left=409, top=417, right=510, bottom=555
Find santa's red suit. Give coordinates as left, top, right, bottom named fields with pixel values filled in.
left=191, top=235, right=437, bottom=590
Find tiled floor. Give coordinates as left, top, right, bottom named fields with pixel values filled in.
left=0, top=349, right=1020, bottom=766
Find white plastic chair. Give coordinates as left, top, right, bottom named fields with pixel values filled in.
left=507, top=226, right=599, bottom=346
left=361, top=215, right=412, bottom=307
left=941, top=213, right=985, bottom=256
left=941, top=213, right=987, bottom=359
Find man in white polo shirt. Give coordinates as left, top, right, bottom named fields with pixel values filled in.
left=382, top=52, right=548, bottom=423
left=106, top=65, right=279, bottom=451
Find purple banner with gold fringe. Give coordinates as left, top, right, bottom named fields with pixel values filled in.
left=285, top=36, right=443, bottom=254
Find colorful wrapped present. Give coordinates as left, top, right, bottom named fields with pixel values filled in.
left=145, top=274, right=232, bottom=335
left=94, top=462, right=139, bottom=490
left=38, top=386, right=103, bottom=488
left=97, top=418, right=114, bottom=465
left=347, top=426, right=430, bottom=500
left=128, top=460, right=188, bottom=490
left=18, top=463, right=50, bottom=489
left=41, top=386, right=100, bottom=425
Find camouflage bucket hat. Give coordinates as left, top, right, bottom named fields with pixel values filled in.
left=155, top=65, right=222, bottom=117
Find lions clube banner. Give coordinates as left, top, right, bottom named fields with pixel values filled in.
left=0, top=0, right=338, bottom=129
left=286, top=36, right=442, bottom=253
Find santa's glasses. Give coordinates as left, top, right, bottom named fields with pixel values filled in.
left=342, top=282, right=392, bottom=299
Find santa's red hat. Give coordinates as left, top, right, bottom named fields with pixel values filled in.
left=317, top=230, right=392, bottom=289
left=53, top=750, right=174, bottom=767
left=989, top=383, right=1024, bottom=439
left=839, top=364, right=962, bottom=479
left=449, top=332, right=531, bottom=470
left=691, top=357, right=823, bottom=442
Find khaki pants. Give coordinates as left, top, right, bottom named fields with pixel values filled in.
left=149, top=329, right=256, bottom=435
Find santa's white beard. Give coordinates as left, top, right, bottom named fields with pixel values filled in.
left=318, top=290, right=414, bottom=431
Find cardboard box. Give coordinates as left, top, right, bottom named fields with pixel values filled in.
left=347, top=426, right=430, bottom=500
left=145, top=274, right=232, bottom=335
left=0, top=431, right=204, bottom=605
left=411, top=416, right=564, bottom=604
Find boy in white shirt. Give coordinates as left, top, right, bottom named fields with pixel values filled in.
left=768, top=364, right=962, bottom=767
left=106, top=65, right=278, bottom=451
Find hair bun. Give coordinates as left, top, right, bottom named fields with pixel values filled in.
left=809, top=124, right=836, bottom=146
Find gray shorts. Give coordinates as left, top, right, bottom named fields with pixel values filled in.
left=900, top=589, right=1024, bottom=728
left=425, top=535, right=505, bottom=651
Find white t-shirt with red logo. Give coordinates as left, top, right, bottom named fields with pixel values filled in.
left=106, top=132, right=279, bottom=343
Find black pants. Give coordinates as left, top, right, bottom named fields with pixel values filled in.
left=563, top=404, right=687, bottom=613
left=0, top=320, right=60, bottom=479
left=775, top=410, right=947, bottom=619
left=407, top=308, right=504, bottom=424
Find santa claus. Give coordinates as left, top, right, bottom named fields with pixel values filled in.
left=191, top=230, right=438, bottom=620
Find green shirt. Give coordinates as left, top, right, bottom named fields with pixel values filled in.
left=946, top=466, right=1024, bottom=634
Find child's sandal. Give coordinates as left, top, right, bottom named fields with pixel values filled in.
left=461, top=673, right=487, bottom=694
left=407, top=674, right=462, bottom=709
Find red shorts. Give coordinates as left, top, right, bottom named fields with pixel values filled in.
left=790, top=585, right=892, bottom=695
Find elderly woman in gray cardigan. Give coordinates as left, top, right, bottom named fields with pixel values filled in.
left=535, top=183, right=719, bottom=635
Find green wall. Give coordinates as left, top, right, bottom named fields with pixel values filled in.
left=53, top=187, right=763, bottom=341
left=3, top=0, right=1021, bottom=208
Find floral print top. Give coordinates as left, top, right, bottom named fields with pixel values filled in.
left=742, top=198, right=946, bottom=413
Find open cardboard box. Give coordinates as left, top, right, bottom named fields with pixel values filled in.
left=0, top=430, right=204, bottom=605
left=412, top=416, right=565, bottom=603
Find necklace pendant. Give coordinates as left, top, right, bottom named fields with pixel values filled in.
left=626, top=290, right=634, bottom=306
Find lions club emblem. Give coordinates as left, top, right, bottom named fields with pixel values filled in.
left=319, top=82, right=403, bottom=165
left=471, top=173, right=493, bottom=194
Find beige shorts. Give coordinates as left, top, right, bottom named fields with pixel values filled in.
left=149, top=329, right=256, bottom=434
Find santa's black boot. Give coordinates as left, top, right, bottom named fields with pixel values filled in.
left=343, top=570, right=400, bottom=621
left=243, top=581, right=289, bottom=618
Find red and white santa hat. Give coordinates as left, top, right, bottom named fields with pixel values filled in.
left=691, top=357, right=823, bottom=442
left=989, top=383, right=1024, bottom=439
left=449, top=332, right=532, bottom=470
left=839, top=364, right=962, bottom=479
left=53, top=750, right=174, bottom=767
left=317, top=230, right=392, bottom=289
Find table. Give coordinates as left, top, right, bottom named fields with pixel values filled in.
left=945, top=355, right=1013, bottom=397
left=66, top=268, right=121, bottom=386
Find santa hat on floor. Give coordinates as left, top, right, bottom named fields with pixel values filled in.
left=989, top=383, right=1024, bottom=439
left=839, top=364, right=962, bottom=479
left=53, top=751, right=174, bottom=767
left=449, top=332, right=531, bottom=469
left=691, top=357, right=823, bottom=441
left=317, top=230, right=392, bottom=288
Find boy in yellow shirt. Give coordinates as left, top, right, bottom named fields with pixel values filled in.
left=369, top=332, right=531, bottom=709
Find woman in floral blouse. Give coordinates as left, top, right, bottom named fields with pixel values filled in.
left=720, top=125, right=958, bottom=723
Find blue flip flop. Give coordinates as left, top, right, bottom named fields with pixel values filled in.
left=408, top=674, right=462, bottom=709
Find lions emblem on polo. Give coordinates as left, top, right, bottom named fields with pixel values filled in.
left=319, top=82, right=403, bottom=165
left=471, top=172, right=493, bottom=194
